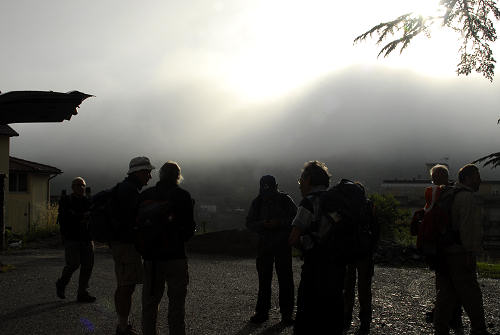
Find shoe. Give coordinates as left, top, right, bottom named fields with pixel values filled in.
left=425, top=310, right=434, bottom=323
left=116, top=324, right=139, bottom=335
left=56, top=280, right=65, bottom=299
left=355, top=327, right=370, bottom=335
left=249, top=313, right=269, bottom=324
left=280, top=315, right=294, bottom=326
left=77, top=291, right=96, bottom=303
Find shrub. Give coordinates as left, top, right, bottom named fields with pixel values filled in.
left=369, top=193, right=412, bottom=245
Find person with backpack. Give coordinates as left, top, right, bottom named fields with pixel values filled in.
left=139, top=161, right=195, bottom=335
left=56, top=177, right=96, bottom=303
left=414, top=164, right=464, bottom=333
left=246, top=175, right=297, bottom=326
left=342, top=182, right=379, bottom=335
left=111, top=156, right=155, bottom=335
left=288, top=160, right=345, bottom=335
left=433, top=164, right=490, bottom=335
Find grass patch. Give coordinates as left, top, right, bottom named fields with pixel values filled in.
left=21, top=226, right=59, bottom=243
left=477, top=262, right=500, bottom=279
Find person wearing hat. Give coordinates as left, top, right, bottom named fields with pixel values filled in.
left=111, top=156, right=155, bottom=335
left=246, top=175, right=297, bottom=326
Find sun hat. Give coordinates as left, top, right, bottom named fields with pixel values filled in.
left=127, top=156, right=155, bottom=174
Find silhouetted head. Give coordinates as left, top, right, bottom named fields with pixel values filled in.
left=128, top=156, right=155, bottom=187
left=298, top=160, right=330, bottom=196
left=458, top=164, right=481, bottom=192
left=159, top=161, right=183, bottom=185
left=71, top=177, right=86, bottom=197
left=259, top=175, right=277, bottom=194
left=430, top=164, right=449, bottom=186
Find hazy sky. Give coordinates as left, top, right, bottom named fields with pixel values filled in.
left=1, top=0, right=500, bottom=191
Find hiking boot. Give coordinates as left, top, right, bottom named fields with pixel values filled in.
left=280, top=314, right=294, bottom=326
left=249, top=313, right=269, bottom=324
left=425, top=310, right=434, bottom=323
left=355, top=327, right=370, bottom=335
left=355, top=323, right=370, bottom=335
left=116, top=324, right=138, bottom=335
left=56, top=280, right=65, bottom=299
left=77, top=291, right=96, bottom=303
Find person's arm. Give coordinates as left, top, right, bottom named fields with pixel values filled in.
left=177, top=190, right=195, bottom=241
left=246, top=198, right=265, bottom=233
left=58, top=196, right=69, bottom=238
left=275, top=195, right=298, bottom=229
left=288, top=197, right=314, bottom=246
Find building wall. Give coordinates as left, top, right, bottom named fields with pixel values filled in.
left=6, top=173, right=51, bottom=234
left=0, top=136, right=9, bottom=175
left=30, top=174, right=50, bottom=229
left=7, top=191, right=30, bottom=233
left=0, top=136, right=9, bottom=246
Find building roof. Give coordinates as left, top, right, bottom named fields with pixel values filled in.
left=9, top=156, right=62, bottom=175
left=0, top=125, right=19, bottom=137
left=0, top=90, right=92, bottom=124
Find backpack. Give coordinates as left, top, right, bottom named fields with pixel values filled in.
left=415, top=185, right=468, bottom=263
left=134, top=193, right=174, bottom=258
left=311, top=179, right=375, bottom=263
left=88, top=185, right=118, bottom=243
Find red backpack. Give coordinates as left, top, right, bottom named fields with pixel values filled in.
left=415, top=186, right=467, bottom=261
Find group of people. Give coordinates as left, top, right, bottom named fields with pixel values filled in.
left=54, top=156, right=490, bottom=335
left=246, top=161, right=490, bottom=335
left=56, top=157, right=195, bottom=335
left=424, top=164, right=489, bottom=335
left=246, top=161, right=379, bottom=335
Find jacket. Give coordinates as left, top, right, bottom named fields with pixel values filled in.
left=138, top=181, right=196, bottom=260
left=447, top=182, right=485, bottom=255
left=246, top=191, right=297, bottom=253
left=112, top=174, right=143, bottom=242
left=58, top=194, right=91, bottom=242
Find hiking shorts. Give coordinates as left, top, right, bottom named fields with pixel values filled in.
left=110, top=241, right=143, bottom=286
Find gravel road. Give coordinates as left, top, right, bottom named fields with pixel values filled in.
left=0, top=247, right=499, bottom=335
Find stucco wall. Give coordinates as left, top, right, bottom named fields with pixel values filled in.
left=6, top=174, right=51, bottom=234
left=0, top=136, right=9, bottom=175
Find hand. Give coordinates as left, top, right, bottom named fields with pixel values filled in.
left=288, top=226, right=302, bottom=246
left=263, top=220, right=280, bottom=228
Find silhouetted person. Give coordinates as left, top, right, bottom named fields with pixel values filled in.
left=288, top=161, right=345, bottom=335
left=56, top=177, right=96, bottom=303
left=433, top=164, right=490, bottom=335
left=343, top=182, right=379, bottom=335
left=423, top=164, right=464, bottom=333
left=246, top=175, right=297, bottom=325
left=140, top=161, right=195, bottom=335
left=111, top=156, right=155, bottom=335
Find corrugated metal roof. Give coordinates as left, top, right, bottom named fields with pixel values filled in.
left=9, top=156, right=62, bottom=175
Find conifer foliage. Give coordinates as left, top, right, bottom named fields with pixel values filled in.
left=354, top=0, right=500, bottom=81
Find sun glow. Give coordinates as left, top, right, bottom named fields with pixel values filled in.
left=158, top=0, right=465, bottom=104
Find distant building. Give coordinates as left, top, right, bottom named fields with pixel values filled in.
left=381, top=164, right=500, bottom=259
left=6, top=156, right=61, bottom=234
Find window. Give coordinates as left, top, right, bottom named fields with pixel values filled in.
left=9, top=173, right=28, bottom=192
